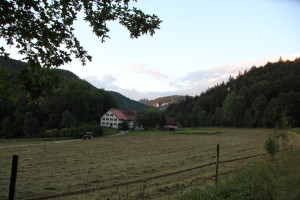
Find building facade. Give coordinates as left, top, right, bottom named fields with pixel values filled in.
left=100, top=108, right=137, bottom=129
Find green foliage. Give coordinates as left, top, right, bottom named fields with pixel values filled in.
left=165, top=59, right=300, bottom=128
left=23, top=112, right=40, bottom=138
left=0, top=0, right=161, bottom=68
left=0, top=65, right=15, bottom=100
left=19, top=64, right=62, bottom=101
left=60, top=110, right=76, bottom=128
left=78, top=123, right=103, bottom=137
left=177, top=151, right=300, bottom=200
left=264, top=137, right=280, bottom=158
left=0, top=58, right=117, bottom=138
left=59, top=128, right=79, bottom=137
left=136, top=108, right=166, bottom=129
left=222, top=92, right=245, bottom=127
left=118, top=121, right=129, bottom=131
left=43, top=129, right=59, bottom=138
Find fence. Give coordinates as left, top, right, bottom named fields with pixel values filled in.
left=8, top=144, right=299, bottom=200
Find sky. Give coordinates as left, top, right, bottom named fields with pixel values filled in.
left=5, top=0, right=300, bottom=101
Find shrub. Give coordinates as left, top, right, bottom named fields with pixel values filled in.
left=58, top=128, right=79, bottom=137
left=43, top=129, right=59, bottom=138
left=264, top=136, right=280, bottom=158
left=78, top=124, right=103, bottom=137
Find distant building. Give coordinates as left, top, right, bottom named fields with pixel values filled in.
left=100, top=108, right=141, bottom=129
left=163, top=118, right=181, bottom=131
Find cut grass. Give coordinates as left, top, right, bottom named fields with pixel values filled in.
left=1, top=128, right=300, bottom=200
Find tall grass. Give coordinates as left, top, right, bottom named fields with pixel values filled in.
left=176, top=150, right=300, bottom=200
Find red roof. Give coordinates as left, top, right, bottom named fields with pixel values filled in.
left=110, top=109, right=137, bottom=121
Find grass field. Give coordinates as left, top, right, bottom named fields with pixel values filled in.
left=1, top=128, right=300, bottom=200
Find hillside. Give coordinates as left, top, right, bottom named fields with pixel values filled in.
left=139, top=95, right=186, bottom=110
left=110, top=91, right=152, bottom=110
left=0, top=57, right=149, bottom=111
left=165, top=58, right=300, bottom=128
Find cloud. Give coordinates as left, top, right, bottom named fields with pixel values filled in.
left=103, top=74, right=116, bottom=82
left=172, top=52, right=300, bottom=97
left=127, top=62, right=168, bottom=79
left=83, top=53, right=300, bottom=101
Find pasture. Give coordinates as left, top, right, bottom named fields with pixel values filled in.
left=1, top=128, right=300, bottom=199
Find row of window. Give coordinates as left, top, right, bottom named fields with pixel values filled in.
left=105, top=113, right=114, bottom=116
left=101, top=122, right=118, bottom=126
left=102, top=118, right=118, bottom=121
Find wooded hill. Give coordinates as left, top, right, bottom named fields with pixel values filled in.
left=110, top=91, right=152, bottom=110
left=0, top=58, right=148, bottom=138
left=165, top=58, right=300, bottom=128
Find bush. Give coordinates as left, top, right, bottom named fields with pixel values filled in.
left=59, top=128, right=79, bottom=137
left=264, top=136, right=280, bottom=158
left=43, top=129, right=59, bottom=138
left=78, top=124, right=103, bottom=137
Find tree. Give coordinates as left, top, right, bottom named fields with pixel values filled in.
left=60, top=110, right=76, bottom=128
left=0, top=0, right=162, bottom=68
left=222, top=92, right=245, bottom=127
left=264, top=137, right=279, bottom=159
left=23, top=112, right=40, bottom=138
left=136, top=108, right=165, bottom=129
left=118, top=120, right=129, bottom=131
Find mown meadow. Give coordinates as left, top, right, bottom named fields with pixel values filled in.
left=1, top=128, right=300, bottom=199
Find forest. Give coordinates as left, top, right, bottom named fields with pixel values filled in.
left=0, top=58, right=120, bottom=138
left=165, top=58, right=300, bottom=128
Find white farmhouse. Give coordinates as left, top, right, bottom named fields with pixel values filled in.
left=100, top=108, right=137, bottom=129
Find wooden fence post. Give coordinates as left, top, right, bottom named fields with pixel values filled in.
left=215, top=144, right=220, bottom=186
left=9, top=155, right=19, bottom=200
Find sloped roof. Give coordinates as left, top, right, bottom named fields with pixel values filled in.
left=110, top=109, right=137, bottom=121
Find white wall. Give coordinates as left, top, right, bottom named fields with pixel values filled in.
left=100, top=110, right=120, bottom=129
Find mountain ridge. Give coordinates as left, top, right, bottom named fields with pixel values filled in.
left=139, top=95, right=187, bottom=109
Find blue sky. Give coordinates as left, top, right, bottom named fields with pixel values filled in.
left=5, top=0, right=300, bottom=100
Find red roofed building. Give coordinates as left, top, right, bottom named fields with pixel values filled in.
left=100, top=108, right=138, bottom=129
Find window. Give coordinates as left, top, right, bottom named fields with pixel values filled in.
left=110, top=118, right=113, bottom=121
left=110, top=114, right=113, bottom=116
left=114, top=119, right=117, bottom=121
left=102, top=118, right=105, bottom=121
left=106, top=118, right=109, bottom=120
left=102, top=122, right=105, bottom=125
left=106, top=114, right=109, bottom=116
left=114, top=123, right=117, bottom=126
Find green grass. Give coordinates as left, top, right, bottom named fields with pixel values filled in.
left=102, top=126, right=120, bottom=136
left=130, top=128, right=221, bottom=135
left=174, top=128, right=222, bottom=135
left=130, top=129, right=167, bottom=134
left=176, top=150, right=300, bottom=200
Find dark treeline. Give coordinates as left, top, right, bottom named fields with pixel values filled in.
left=165, top=58, right=300, bottom=128
left=0, top=58, right=118, bottom=138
